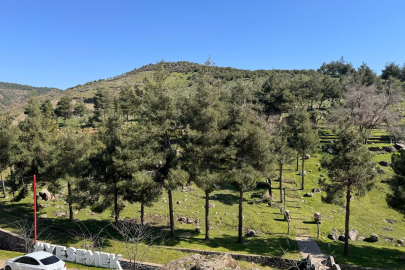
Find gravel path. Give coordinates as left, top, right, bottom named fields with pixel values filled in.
left=296, top=235, right=330, bottom=270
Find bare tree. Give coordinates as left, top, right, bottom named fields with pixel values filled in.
left=342, top=83, right=402, bottom=144
left=67, top=221, right=108, bottom=251
left=109, top=221, right=166, bottom=270
left=13, top=218, right=50, bottom=253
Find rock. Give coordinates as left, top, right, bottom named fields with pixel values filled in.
left=178, top=217, right=187, bottom=223
left=385, top=237, right=394, bottom=243
left=369, top=146, right=382, bottom=152
left=305, top=154, right=311, bottom=159
left=348, top=229, right=358, bottom=241
left=322, top=145, right=329, bottom=152
left=39, top=214, right=47, bottom=218
left=382, top=218, right=387, bottom=223
left=195, top=228, right=201, bottom=233
left=382, top=227, right=393, bottom=231
left=177, top=201, right=181, bottom=204
left=384, top=146, right=397, bottom=153
left=160, top=254, right=241, bottom=270
left=332, top=210, right=338, bottom=213
left=312, top=188, right=321, bottom=193
left=358, top=236, right=366, bottom=241
left=309, top=170, right=312, bottom=173
left=299, top=170, right=306, bottom=176
left=314, top=212, right=321, bottom=224
left=369, top=233, right=379, bottom=242
left=245, top=229, right=256, bottom=237
left=305, top=193, right=313, bottom=197
left=327, top=148, right=335, bottom=154
left=398, top=239, right=404, bottom=246
left=329, top=228, right=339, bottom=241
left=39, top=189, right=52, bottom=201
left=316, top=164, right=320, bottom=166
left=338, top=234, right=346, bottom=241
left=263, top=240, right=268, bottom=244
left=91, top=212, right=95, bottom=215
left=379, top=161, right=390, bottom=167
left=394, top=142, right=405, bottom=150
left=320, top=174, right=325, bottom=177
left=209, top=203, right=215, bottom=208
left=39, top=204, right=49, bottom=208
left=187, top=218, right=194, bottom=224
left=377, top=168, right=385, bottom=174
left=388, top=218, right=397, bottom=224
left=328, top=140, right=334, bottom=143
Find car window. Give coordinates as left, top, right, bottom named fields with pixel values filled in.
left=16, top=257, right=30, bottom=264
left=40, top=255, right=60, bottom=265
left=27, top=257, right=40, bottom=266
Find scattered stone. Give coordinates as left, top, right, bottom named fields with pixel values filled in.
left=382, top=227, right=393, bottom=231
left=187, top=218, right=194, bottom=224
left=305, top=193, right=313, bottom=197
left=385, top=237, right=394, bottom=243
left=301, top=200, right=307, bottom=203
left=177, top=201, right=181, bottom=204
left=348, top=229, right=358, bottom=241
left=316, top=164, right=320, bottom=166
left=309, top=170, right=312, bottom=172
left=328, top=228, right=339, bottom=241
left=299, top=170, right=306, bottom=176
left=39, top=214, right=47, bottom=218
left=332, top=210, right=338, bottom=213
left=358, top=236, right=366, bottom=241
left=91, top=212, right=95, bottom=215
left=384, top=146, right=397, bottom=153
left=382, top=218, right=387, bottom=223
left=312, top=188, right=321, bottom=193
left=209, top=203, right=215, bottom=208
left=379, top=161, right=390, bottom=167
left=388, top=219, right=397, bottom=224
left=394, top=142, right=405, bottom=151
left=263, top=240, right=268, bottom=244
left=398, top=239, right=404, bottom=246
left=322, top=145, right=329, bottom=152
left=320, top=174, right=325, bottom=177
left=369, top=233, right=379, bottom=242
left=377, top=168, right=386, bottom=174
left=338, top=234, right=346, bottom=241
left=327, top=148, right=335, bottom=154
left=184, top=198, right=187, bottom=201
left=178, top=217, right=187, bottom=223
left=305, top=154, right=311, bottom=159
left=245, top=229, right=256, bottom=237
left=195, top=228, right=201, bottom=233
left=39, top=189, right=52, bottom=201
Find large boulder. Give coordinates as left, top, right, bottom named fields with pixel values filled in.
left=328, top=228, right=339, bottom=241
left=305, top=154, right=311, bottom=159
left=39, top=189, right=52, bottom=201
left=369, top=233, right=379, bottom=242
left=394, top=142, right=405, bottom=151
left=159, top=254, right=241, bottom=270
left=348, top=229, right=358, bottom=241
left=245, top=229, right=256, bottom=237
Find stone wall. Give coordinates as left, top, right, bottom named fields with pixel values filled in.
left=0, top=228, right=26, bottom=252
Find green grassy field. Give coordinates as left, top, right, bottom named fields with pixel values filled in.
left=1, top=128, right=405, bottom=269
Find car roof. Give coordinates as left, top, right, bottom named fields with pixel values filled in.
left=25, top=251, right=54, bottom=260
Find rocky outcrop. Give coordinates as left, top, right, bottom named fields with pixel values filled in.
left=159, top=254, right=241, bottom=270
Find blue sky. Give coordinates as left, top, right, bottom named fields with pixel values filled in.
left=1, top=0, right=404, bottom=89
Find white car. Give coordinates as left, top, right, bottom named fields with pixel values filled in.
left=4, top=251, right=66, bottom=270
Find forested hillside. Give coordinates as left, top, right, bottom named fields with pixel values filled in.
left=0, top=82, right=60, bottom=107
left=2, top=59, right=405, bottom=268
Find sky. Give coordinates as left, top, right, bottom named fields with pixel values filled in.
left=1, top=0, right=405, bottom=90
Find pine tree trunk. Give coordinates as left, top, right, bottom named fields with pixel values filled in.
left=0, top=163, right=6, bottom=198
left=68, top=182, right=73, bottom=222
left=344, top=184, right=351, bottom=255
left=114, top=189, right=119, bottom=225
left=10, top=166, right=15, bottom=200
left=140, top=202, right=144, bottom=226
left=266, top=178, right=272, bottom=202
left=279, top=164, right=283, bottom=203
left=301, top=154, right=305, bottom=190
left=238, top=189, right=243, bottom=244
left=205, top=191, right=210, bottom=241
left=296, top=154, right=299, bottom=171
left=168, top=189, right=175, bottom=238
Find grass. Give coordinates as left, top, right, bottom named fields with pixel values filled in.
left=1, top=129, right=405, bottom=269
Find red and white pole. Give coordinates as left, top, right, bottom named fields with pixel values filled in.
left=34, top=174, right=37, bottom=244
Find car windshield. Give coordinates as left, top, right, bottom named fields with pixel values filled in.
left=40, top=256, right=60, bottom=265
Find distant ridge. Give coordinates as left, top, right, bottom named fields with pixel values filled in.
left=0, top=82, right=61, bottom=107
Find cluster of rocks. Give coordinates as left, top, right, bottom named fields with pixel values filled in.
left=368, top=141, right=405, bottom=154
left=327, top=228, right=400, bottom=244
left=322, top=144, right=335, bottom=154
left=38, top=188, right=57, bottom=201
left=177, top=216, right=199, bottom=225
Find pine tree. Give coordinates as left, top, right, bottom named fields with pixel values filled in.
left=386, top=151, right=405, bottom=215
left=55, top=96, right=73, bottom=120
left=40, top=99, right=55, bottom=118
left=320, top=122, right=376, bottom=255
left=0, top=114, right=17, bottom=198
left=287, top=106, right=319, bottom=190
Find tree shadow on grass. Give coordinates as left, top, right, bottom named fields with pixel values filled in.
left=211, top=193, right=239, bottom=206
